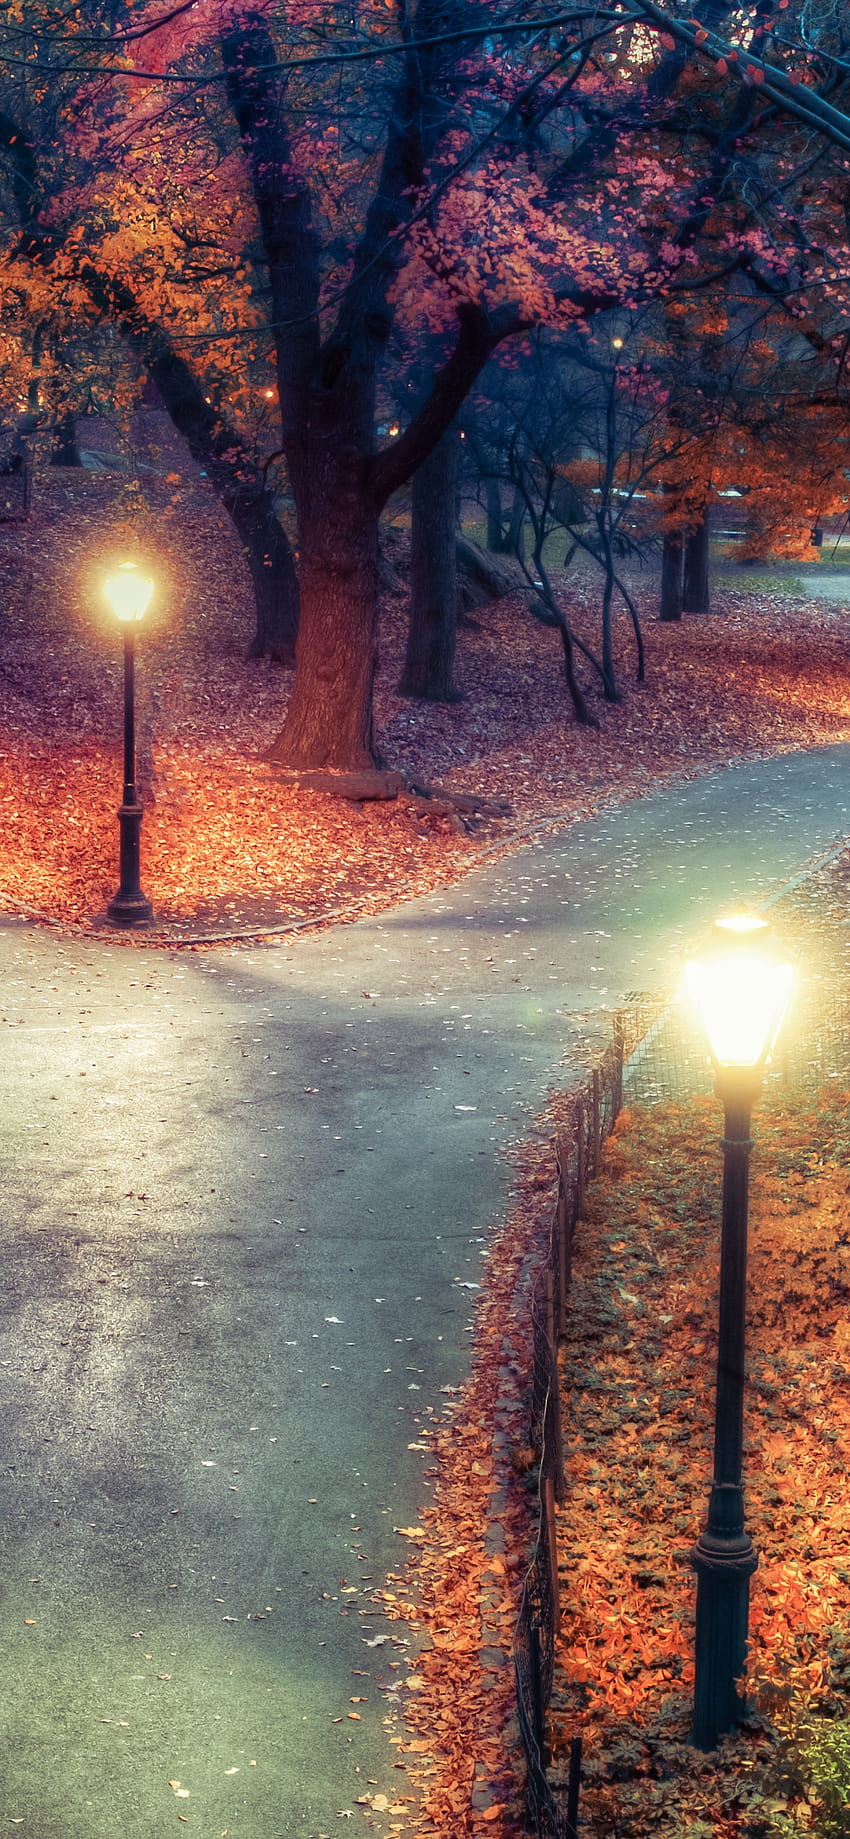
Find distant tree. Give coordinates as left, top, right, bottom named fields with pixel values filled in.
left=398, top=423, right=462, bottom=702
left=1, top=0, right=850, bottom=764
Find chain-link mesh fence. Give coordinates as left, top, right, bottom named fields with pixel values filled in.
left=512, top=937, right=850, bottom=1833
left=618, top=971, right=850, bottom=1107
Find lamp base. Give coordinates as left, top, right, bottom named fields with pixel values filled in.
left=108, top=798, right=152, bottom=924
left=691, top=1525, right=758, bottom=1750
left=106, top=889, right=154, bottom=925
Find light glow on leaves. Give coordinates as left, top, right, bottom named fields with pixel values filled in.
left=549, top=1088, right=850, bottom=1832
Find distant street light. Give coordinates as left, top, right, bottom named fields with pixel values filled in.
left=684, top=914, right=794, bottom=1751
left=104, top=561, right=155, bottom=925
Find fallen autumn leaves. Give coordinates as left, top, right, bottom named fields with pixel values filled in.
left=379, top=849, right=850, bottom=1839
left=1, top=465, right=850, bottom=933
left=546, top=1090, right=850, bottom=1839
left=4, top=461, right=850, bottom=1839
left=374, top=1137, right=549, bottom=1838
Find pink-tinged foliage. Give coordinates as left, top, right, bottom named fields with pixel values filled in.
left=4, top=0, right=850, bottom=776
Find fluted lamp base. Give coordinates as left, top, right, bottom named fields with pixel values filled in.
left=106, top=800, right=153, bottom=924
left=691, top=1521, right=758, bottom=1750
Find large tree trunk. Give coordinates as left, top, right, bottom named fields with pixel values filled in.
left=683, top=515, right=710, bottom=614
left=659, top=528, right=684, bottom=621
left=266, top=489, right=380, bottom=770
left=398, top=427, right=460, bottom=700
left=221, top=10, right=500, bottom=773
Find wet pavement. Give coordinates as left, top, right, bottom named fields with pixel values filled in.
left=2, top=743, right=850, bottom=1836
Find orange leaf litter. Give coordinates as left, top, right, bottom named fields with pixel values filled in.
left=0, top=470, right=849, bottom=936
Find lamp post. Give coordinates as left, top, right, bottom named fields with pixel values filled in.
left=104, top=560, right=155, bottom=925
left=685, top=914, right=793, bottom=1751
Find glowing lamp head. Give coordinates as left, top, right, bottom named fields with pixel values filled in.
left=685, top=914, right=793, bottom=1071
left=104, top=561, right=154, bottom=623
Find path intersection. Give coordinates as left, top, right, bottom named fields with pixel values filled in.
left=1, top=743, right=848, bottom=1836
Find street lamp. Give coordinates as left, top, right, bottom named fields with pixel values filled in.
left=104, top=560, right=155, bottom=925
left=684, top=914, right=794, bottom=1751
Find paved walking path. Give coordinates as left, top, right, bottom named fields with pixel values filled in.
left=1, top=743, right=849, bottom=1837
left=785, top=567, right=850, bottom=605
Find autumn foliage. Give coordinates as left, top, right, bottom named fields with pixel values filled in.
left=2, top=0, right=849, bottom=768
left=1, top=456, right=850, bottom=934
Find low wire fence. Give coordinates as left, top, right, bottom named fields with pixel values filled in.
left=618, top=972, right=850, bottom=1107
left=510, top=965, right=850, bottom=1833
left=512, top=1044, right=623, bottom=1838
left=510, top=955, right=850, bottom=1832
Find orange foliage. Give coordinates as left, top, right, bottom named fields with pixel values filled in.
left=548, top=1094, right=850, bottom=1835
left=2, top=464, right=850, bottom=934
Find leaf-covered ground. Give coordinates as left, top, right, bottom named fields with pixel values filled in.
left=370, top=1132, right=554, bottom=1838
left=371, top=1078, right=850, bottom=1839
left=545, top=1085, right=850, bottom=1838
left=1, top=453, right=849, bottom=935
left=5, top=453, right=850, bottom=1838
left=376, top=859, right=850, bottom=1839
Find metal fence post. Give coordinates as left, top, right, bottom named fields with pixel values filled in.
left=566, top=1735, right=582, bottom=1838
left=542, top=1471, right=561, bottom=1623
left=555, top=1161, right=569, bottom=1337
left=529, top=1617, right=545, bottom=1758
left=590, top=1068, right=601, bottom=1173
left=576, top=1103, right=587, bottom=1221
left=544, top=1271, right=566, bottom=1503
